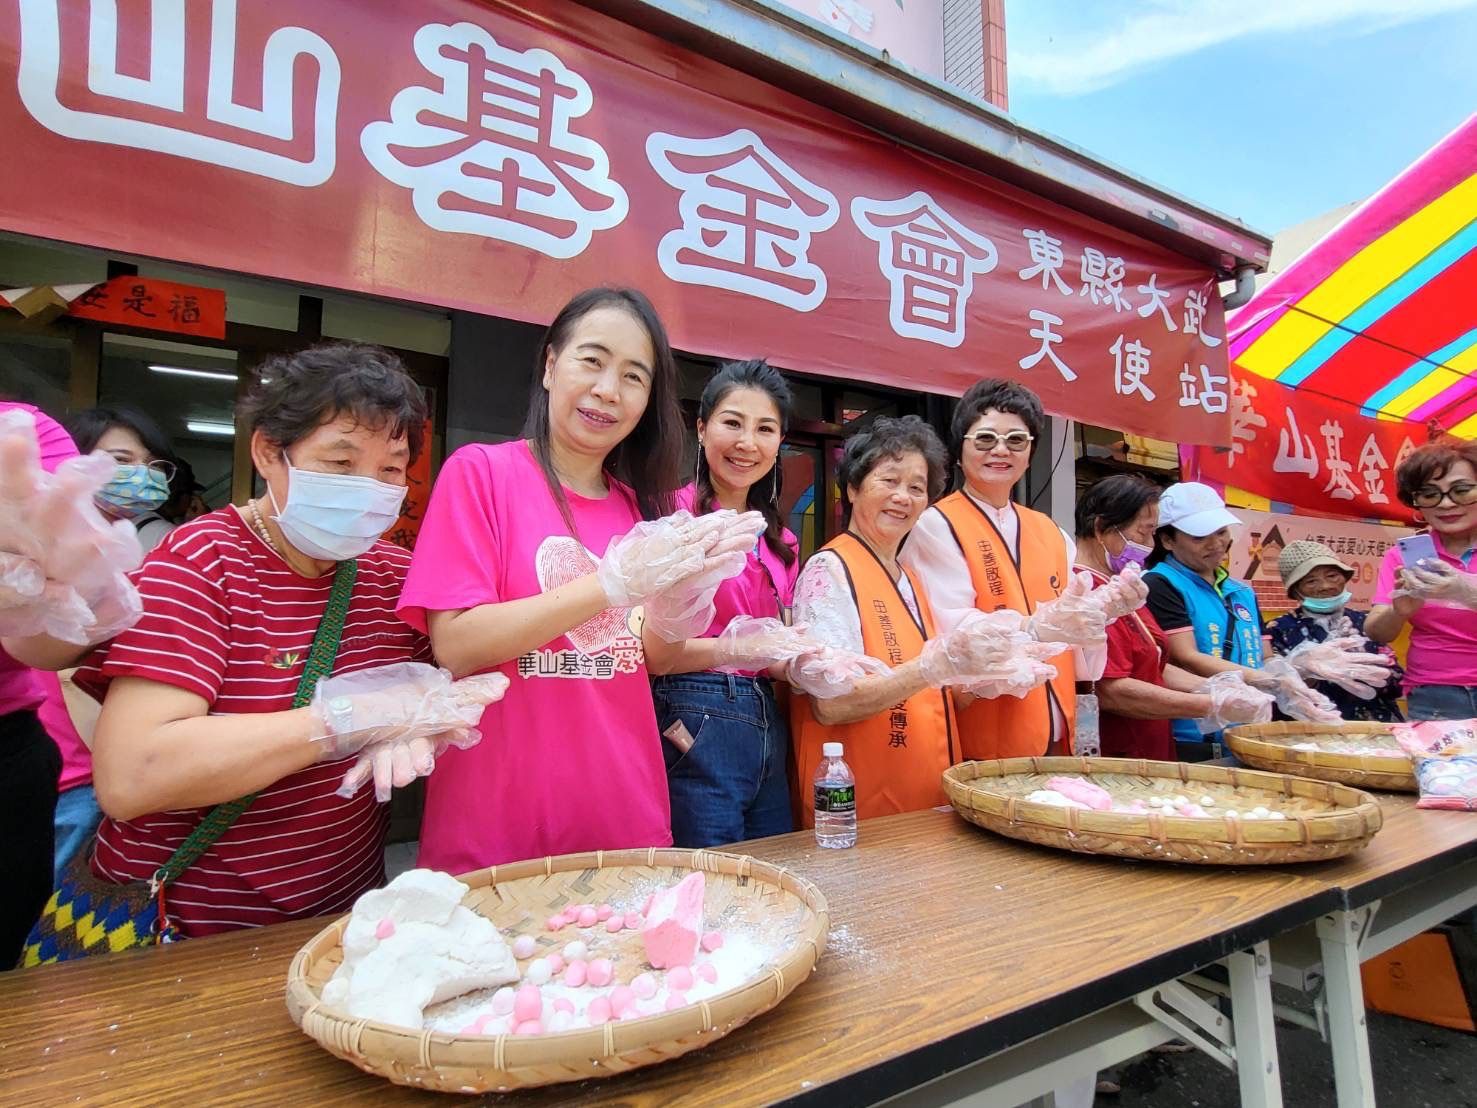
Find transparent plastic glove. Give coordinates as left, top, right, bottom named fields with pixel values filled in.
left=918, top=610, right=1028, bottom=686
left=1094, top=562, right=1149, bottom=621
left=0, top=411, right=144, bottom=644
left=1251, top=657, right=1343, bottom=723
left=711, top=616, right=825, bottom=671
left=786, top=645, right=891, bottom=699
left=962, top=657, right=1060, bottom=701
left=1286, top=637, right=1395, bottom=700
left=596, top=509, right=764, bottom=609
left=1197, top=671, right=1275, bottom=732
left=638, top=510, right=767, bottom=641
left=309, top=662, right=507, bottom=757
left=1026, top=571, right=1108, bottom=648
left=1397, top=560, right=1477, bottom=608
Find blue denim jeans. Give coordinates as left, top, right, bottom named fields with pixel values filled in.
left=53, top=782, right=103, bottom=885
left=652, top=672, right=794, bottom=849
left=1408, top=684, right=1477, bottom=721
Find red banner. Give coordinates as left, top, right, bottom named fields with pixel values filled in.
left=66, top=276, right=226, bottom=339
left=0, top=0, right=1228, bottom=444
left=1184, top=371, right=1423, bottom=522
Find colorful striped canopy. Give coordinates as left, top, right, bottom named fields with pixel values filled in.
left=1230, top=114, right=1477, bottom=437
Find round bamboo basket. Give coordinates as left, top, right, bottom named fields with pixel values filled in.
left=285, top=847, right=829, bottom=1093
left=1225, top=721, right=1416, bottom=792
left=943, top=757, right=1383, bottom=865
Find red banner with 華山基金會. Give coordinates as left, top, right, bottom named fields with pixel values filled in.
left=0, top=0, right=1231, bottom=444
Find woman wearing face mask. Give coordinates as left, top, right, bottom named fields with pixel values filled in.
left=1075, top=476, right=1273, bottom=759
left=901, top=379, right=1132, bottom=761
left=1366, top=440, right=1477, bottom=720
left=1145, top=483, right=1342, bottom=748
left=9, top=345, right=489, bottom=943
left=66, top=407, right=179, bottom=554
left=642, top=360, right=802, bottom=848
left=1268, top=542, right=1403, bottom=723
left=400, top=289, right=760, bottom=872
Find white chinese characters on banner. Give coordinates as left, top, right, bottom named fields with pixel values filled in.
left=17, top=0, right=340, bottom=185
left=1080, top=247, right=1133, bottom=312
left=647, top=128, right=840, bottom=312
left=1320, top=420, right=1358, bottom=501
left=1136, top=274, right=1178, bottom=331
left=1183, top=289, right=1223, bottom=348
left=1110, top=335, right=1155, bottom=401
left=1274, top=407, right=1320, bottom=478
left=361, top=22, right=628, bottom=259
left=850, top=192, right=998, bottom=347
left=1226, top=377, right=1268, bottom=469
left=1018, top=229, right=1073, bottom=296
left=1178, top=363, right=1228, bottom=414
left=1358, top=434, right=1390, bottom=505
left=1019, top=310, right=1077, bottom=381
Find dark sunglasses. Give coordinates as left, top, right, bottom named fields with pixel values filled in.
left=1411, top=482, right=1477, bottom=509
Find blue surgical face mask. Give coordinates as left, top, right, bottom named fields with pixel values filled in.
left=267, top=452, right=406, bottom=561
left=97, top=464, right=170, bottom=519
left=1301, top=591, right=1352, bottom=615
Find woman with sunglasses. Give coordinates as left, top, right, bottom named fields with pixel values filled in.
left=65, top=407, right=181, bottom=554
left=643, top=359, right=802, bottom=848
left=1366, top=440, right=1477, bottom=720
left=902, top=379, right=1119, bottom=761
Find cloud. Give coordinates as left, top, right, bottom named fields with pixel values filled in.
left=1012, top=0, right=1477, bottom=96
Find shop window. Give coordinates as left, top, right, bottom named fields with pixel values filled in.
left=0, top=333, right=71, bottom=414
left=98, top=335, right=240, bottom=510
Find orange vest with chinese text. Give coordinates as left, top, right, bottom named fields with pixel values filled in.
left=932, top=492, right=1077, bottom=760
left=791, top=533, right=957, bottom=827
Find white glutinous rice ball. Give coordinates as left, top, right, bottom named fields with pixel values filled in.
left=1172, top=795, right=1188, bottom=807
left=1148, top=796, right=1165, bottom=808
left=1269, top=811, right=1287, bottom=820
left=562, top=940, right=589, bottom=962
left=1225, top=809, right=1240, bottom=818
left=1199, top=795, right=1216, bottom=807
left=511, top=934, right=538, bottom=960
left=525, top=957, right=552, bottom=986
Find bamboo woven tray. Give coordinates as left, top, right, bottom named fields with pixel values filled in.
left=285, top=848, right=829, bottom=1094
left=1226, top=721, right=1416, bottom=792
left=943, top=757, right=1383, bottom=864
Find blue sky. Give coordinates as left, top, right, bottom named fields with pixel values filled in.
left=1006, top=0, right=1477, bottom=235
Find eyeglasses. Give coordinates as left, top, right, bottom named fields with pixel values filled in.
left=1411, top=482, right=1477, bottom=508
left=108, top=452, right=176, bottom=483
left=968, top=430, right=1034, bottom=453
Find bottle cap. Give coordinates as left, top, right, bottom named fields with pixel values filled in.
left=822, top=742, right=843, bottom=758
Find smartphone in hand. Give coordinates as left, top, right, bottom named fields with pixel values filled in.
left=1398, top=533, right=1439, bottom=567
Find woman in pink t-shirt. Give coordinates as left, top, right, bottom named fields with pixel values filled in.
left=1366, top=440, right=1477, bottom=720
left=643, top=360, right=800, bottom=847
left=400, top=288, right=756, bottom=872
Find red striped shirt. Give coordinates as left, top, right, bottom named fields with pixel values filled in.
left=75, top=507, right=429, bottom=936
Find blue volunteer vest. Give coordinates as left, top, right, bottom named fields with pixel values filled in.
left=1146, top=555, right=1265, bottom=744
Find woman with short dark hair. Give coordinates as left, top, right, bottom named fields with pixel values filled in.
left=66, top=406, right=179, bottom=554
left=1074, top=475, right=1272, bottom=758
left=1366, top=439, right=1477, bottom=719
left=790, top=415, right=1052, bottom=824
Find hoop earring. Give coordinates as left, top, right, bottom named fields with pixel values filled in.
left=770, top=463, right=780, bottom=506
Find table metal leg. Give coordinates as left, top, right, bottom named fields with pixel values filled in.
left=1316, top=908, right=1377, bottom=1108
left=1226, top=943, right=1282, bottom=1108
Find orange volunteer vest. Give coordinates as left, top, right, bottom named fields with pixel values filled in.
left=932, top=492, right=1076, bottom=759
left=791, top=533, right=958, bottom=827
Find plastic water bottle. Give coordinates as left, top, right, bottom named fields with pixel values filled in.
left=813, top=741, right=857, bottom=849
left=1075, top=693, right=1101, bottom=757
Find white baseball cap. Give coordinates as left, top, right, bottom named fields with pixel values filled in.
left=1158, top=482, right=1240, bottom=537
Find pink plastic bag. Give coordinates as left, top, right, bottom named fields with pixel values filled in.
left=1393, top=719, right=1477, bottom=811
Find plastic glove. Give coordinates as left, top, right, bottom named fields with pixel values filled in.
left=917, top=610, right=1062, bottom=696
left=786, top=645, right=891, bottom=699
left=1026, top=571, right=1108, bottom=648
left=636, top=510, right=767, bottom=641
left=1197, top=671, right=1275, bottom=732
left=1249, top=657, right=1343, bottom=723
left=1285, top=637, right=1395, bottom=700
left=307, top=663, right=510, bottom=801
left=1396, top=560, right=1477, bottom=609
left=0, top=411, right=144, bottom=644
left=712, top=616, right=826, bottom=671
left=597, top=509, right=763, bottom=608
left=1093, top=562, right=1149, bottom=621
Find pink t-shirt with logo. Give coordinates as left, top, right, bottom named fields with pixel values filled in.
left=673, top=485, right=798, bottom=674
left=1373, top=543, right=1477, bottom=689
left=398, top=440, right=671, bottom=873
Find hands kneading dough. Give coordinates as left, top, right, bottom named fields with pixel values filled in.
left=1247, top=657, right=1343, bottom=723
left=1197, top=671, right=1275, bottom=732
left=0, top=410, right=143, bottom=645
left=1285, top=637, right=1395, bottom=700
left=919, top=610, right=1059, bottom=696
left=308, top=662, right=511, bottom=802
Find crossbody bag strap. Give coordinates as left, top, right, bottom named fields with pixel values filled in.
left=151, top=558, right=359, bottom=890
